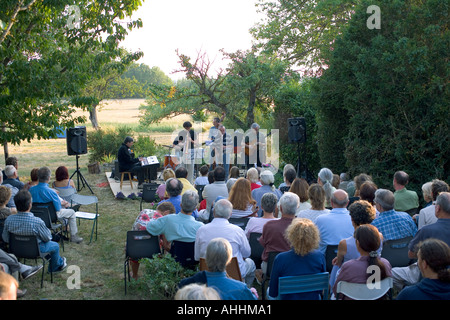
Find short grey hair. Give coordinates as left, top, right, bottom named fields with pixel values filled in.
left=260, top=170, right=275, bottom=189
left=4, top=165, right=16, bottom=178
left=374, top=189, right=395, bottom=211
left=261, top=193, right=278, bottom=213
left=213, top=198, right=233, bottom=219
left=226, top=178, right=237, bottom=192
left=251, top=123, right=260, bottom=130
left=206, top=238, right=232, bottom=272
left=279, top=192, right=299, bottom=215
left=37, top=167, right=51, bottom=183
left=436, top=192, right=450, bottom=215
left=181, top=190, right=199, bottom=213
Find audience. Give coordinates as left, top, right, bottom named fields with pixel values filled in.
left=279, top=168, right=296, bottom=194
left=2, top=165, right=24, bottom=190
left=289, top=178, right=311, bottom=213
left=175, top=166, right=197, bottom=195
left=202, top=166, right=228, bottom=219
left=244, top=193, right=278, bottom=238
left=317, top=167, right=336, bottom=208
left=415, top=179, right=449, bottom=229
left=24, top=168, right=39, bottom=190
left=393, top=170, right=419, bottom=213
left=396, top=238, right=450, bottom=300
left=391, top=192, right=450, bottom=290
left=296, top=183, right=329, bottom=222
left=2, top=157, right=20, bottom=181
left=157, top=178, right=183, bottom=214
left=175, top=283, right=221, bottom=300
left=258, top=192, right=298, bottom=278
left=156, top=168, right=175, bottom=200
left=371, top=189, right=417, bottom=242
left=329, top=200, right=378, bottom=288
left=315, top=190, right=354, bottom=254
left=0, top=168, right=18, bottom=209
left=246, top=167, right=261, bottom=191
left=52, top=166, right=76, bottom=189
left=228, top=166, right=240, bottom=180
left=228, top=178, right=258, bottom=218
left=29, top=167, right=83, bottom=243
left=338, top=173, right=351, bottom=192
left=182, top=237, right=256, bottom=300
left=194, top=165, right=210, bottom=187
left=252, top=170, right=282, bottom=216
left=332, top=224, right=392, bottom=300
left=0, top=270, right=18, bottom=300
left=2, top=190, right=67, bottom=273
left=420, top=181, right=433, bottom=208
left=278, top=164, right=295, bottom=189
left=268, top=218, right=326, bottom=300
left=194, top=199, right=255, bottom=287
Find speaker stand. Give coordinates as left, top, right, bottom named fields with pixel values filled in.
left=295, top=141, right=315, bottom=184
left=70, top=155, right=94, bottom=194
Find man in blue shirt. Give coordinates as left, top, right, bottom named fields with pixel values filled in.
left=372, top=189, right=417, bottom=242
left=315, top=189, right=354, bottom=254
left=29, top=167, right=83, bottom=243
left=2, top=190, right=66, bottom=273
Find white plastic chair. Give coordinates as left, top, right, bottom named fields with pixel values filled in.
left=336, top=277, right=393, bottom=300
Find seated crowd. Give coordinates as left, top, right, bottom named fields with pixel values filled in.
left=0, top=157, right=94, bottom=299
left=130, top=163, right=450, bottom=300
left=1, top=154, right=449, bottom=301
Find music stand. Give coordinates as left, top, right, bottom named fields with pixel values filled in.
left=70, top=154, right=94, bottom=194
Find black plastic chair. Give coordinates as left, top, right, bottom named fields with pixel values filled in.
left=9, top=233, right=52, bottom=288
left=325, top=245, right=338, bottom=272
left=140, top=183, right=159, bottom=211
left=228, top=217, right=250, bottom=230
left=31, top=205, right=64, bottom=252
left=195, top=184, right=206, bottom=202
left=381, top=236, right=414, bottom=267
left=261, top=251, right=281, bottom=300
left=124, top=230, right=161, bottom=295
left=170, top=240, right=197, bottom=269
left=249, top=232, right=263, bottom=269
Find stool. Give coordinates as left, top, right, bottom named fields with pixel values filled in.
left=120, top=172, right=133, bottom=190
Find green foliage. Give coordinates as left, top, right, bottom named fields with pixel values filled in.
left=87, top=126, right=133, bottom=163
left=312, top=0, right=450, bottom=190
left=135, top=254, right=196, bottom=300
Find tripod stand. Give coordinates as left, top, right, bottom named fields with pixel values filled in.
left=70, top=154, right=94, bottom=194
left=295, top=141, right=315, bottom=184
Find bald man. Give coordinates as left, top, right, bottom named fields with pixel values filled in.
left=315, top=189, right=354, bottom=254
left=0, top=271, right=18, bottom=300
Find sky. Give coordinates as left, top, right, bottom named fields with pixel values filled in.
left=120, top=0, right=263, bottom=80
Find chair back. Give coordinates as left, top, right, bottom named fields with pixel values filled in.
left=125, top=231, right=161, bottom=261
left=278, top=272, right=330, bottom=300
left=336, top=277, right=393, bottom=300
left=381, top=236, right=413, bottom=267
left=195, top=184, right=206, bottom=202
left=170, top=240, right=197, bottom=268
left=325, top=245, right=338, bottom=272
left=9, top=234, right=41, bottom=260
left=249, top=232, right=263, bottom=269
left=199, top=257, right=243, bottom=282
left=53, top=187, right=76, bottom=202
left=142, top=183, right=158, bottom=202
left=32, top=202, right=58, bottom=224
left=267, top=251, right=281, bottom=278
left=228, top=217, right=250, bottom=230
left=31, top=206, right=52, bottom=229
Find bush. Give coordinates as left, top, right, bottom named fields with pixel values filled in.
left=87, top=126, right=134, bottom=163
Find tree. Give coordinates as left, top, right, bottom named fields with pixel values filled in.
left=251, top=0, right=358, bottom=73
left=312, top=0, right=449, bottom=189
left=0, top=0, right=143, bottom=158
left=140, top=49, right=293, bottom=130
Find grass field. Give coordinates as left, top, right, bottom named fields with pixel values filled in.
left=0, top=99, right=206, bottom=300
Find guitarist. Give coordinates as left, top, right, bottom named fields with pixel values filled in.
left=244, top=123, right=266, bottom=169
left=173, top=121, right=197, bottom=184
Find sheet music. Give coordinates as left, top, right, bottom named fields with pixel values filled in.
left=140, top=156, right=159, bottom=166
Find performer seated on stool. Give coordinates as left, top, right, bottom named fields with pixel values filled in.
left=117, top=136, right=145, bottom=188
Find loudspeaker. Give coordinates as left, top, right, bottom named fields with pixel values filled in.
left=66, top=126, right=88, bottom=155
left=288, top=117, right=306, bottom=143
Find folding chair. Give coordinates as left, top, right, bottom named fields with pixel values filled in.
left=31, top=203, right=65, bottom=251
left=170, top=240, right=197, bottom=269
left=249, top=232, right=263, bottom=269
left=228, top=217, right=250, bottom=230
left=381, top=236, right=414, bottom=267
left=336, top=277, right=393, bottom=300
left=9, top=234, right=53, bottom=288
left=199, top=257, right=243, bottom=282
left=140, top=183, right=159, bottom=211
left=278, top=272, right=330, bottom=300
left=325, top=245, right=338, bottom=272
left=124, top=230, right=161, bottom=295
left=261, top=251, right=281, bottom=300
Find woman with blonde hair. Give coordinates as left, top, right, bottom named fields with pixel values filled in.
left=268, top=218, right=326, bottom=300
left=296, top=183, right=329, bottom=221
left=246, top=167, right=261, bottom=191
left=156, top=168, right=175, bottom=200
left=228, top=178, right=258, bottom=218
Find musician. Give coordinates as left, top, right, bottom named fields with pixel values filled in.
left=117, top=136, right=145, bottom=188
left=173, top=121, right=197, bottom=184
left=244, top=123, right=266, bottom=169
left=208, top=113, right=225, bottom=171
left=217, top=124, right=233, bottom=180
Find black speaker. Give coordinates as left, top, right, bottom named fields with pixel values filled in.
left=66, top=126, right=88, bottom=155
left=288, top=117, right=306, bottom=143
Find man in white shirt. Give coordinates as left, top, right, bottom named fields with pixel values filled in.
left=194, top=198, right=256, bottom=287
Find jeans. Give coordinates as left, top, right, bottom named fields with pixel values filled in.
left=39, top=241, right=64, bottom=272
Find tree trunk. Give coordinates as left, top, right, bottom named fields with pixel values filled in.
left=2, top=124, right=8, bottom=162
left=89, top=105, right=100, bottom=130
